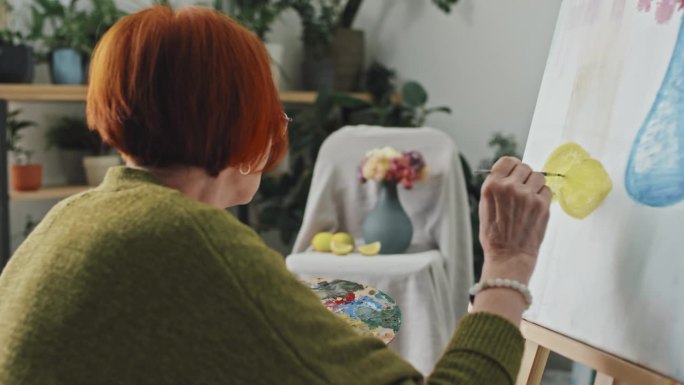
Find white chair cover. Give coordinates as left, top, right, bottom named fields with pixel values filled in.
left=287, top=125, right=473, bottom=374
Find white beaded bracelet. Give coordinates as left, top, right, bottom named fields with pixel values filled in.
left=469, top=278, right=533, bottom=309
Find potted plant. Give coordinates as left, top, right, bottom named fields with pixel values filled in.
left=0, top=28, right=35, bottom=83
left=289, top=0, right=459, bottom=91
left=6, top=109, right=41, bottom=191
left=44, top=115, right=119, bottom=186
left=28, top=0, right=124, bottom=84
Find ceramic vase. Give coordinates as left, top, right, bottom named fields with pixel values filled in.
left=362, top=182, right=413, bottom=254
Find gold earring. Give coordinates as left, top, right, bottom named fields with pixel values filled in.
left=239, top=163, right=252, bottom=175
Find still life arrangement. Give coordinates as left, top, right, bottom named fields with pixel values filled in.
left=542, top=142, right=613, bottom=219
left=309, top=147, right=428, bottom=256
left=360, top=147, right=428, bottom=254
left=301, top=277, right=401, bottom=345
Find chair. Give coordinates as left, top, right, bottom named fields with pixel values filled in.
left=286, top=125, right=473, bottom=375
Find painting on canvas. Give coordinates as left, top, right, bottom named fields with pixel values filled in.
left=523, top=0, right=684, bottom=380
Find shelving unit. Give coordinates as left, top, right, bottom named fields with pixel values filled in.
left=9, top=185, right=90, bottom=201
left=0, top=84, right=369, bottom=104
left=0, top=84, right=370, bottom=269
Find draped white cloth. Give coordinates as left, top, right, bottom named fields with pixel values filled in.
left=286, top=126, right=473, bottom=374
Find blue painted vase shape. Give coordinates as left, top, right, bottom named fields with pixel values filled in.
left=50, top=48, right=86, bottom=85
left=362, top=182, right=413, bottom=254
left=625, top=20, right=684, bottom=207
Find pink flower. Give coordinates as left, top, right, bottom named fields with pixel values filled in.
left=360, top=147, right=429, bottom=189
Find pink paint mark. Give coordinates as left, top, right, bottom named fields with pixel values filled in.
left=637, top=0, right=683, bottom=23
left=656, top=0, right=677, bottom=23
left=638, top=0, right=653, bottom=11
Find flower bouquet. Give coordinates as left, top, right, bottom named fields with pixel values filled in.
left=359, top=147, right=429, bottom=189
left=359, top=147, right=428, bottom=254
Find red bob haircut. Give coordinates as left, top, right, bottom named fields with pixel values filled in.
left=86, top=6, right=287, bottom=176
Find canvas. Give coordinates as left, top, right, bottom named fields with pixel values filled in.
left=523, top=0, right=684, bottom=381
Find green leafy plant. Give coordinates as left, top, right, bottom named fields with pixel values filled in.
left=6, top=109, right=38, bottom=164
left=29, top=0, right=89, bottom=54
left=29, top=0, right=124, bottom=56
left=45, top=116, right=108, bottom=156
left=289, top=0, right=459, bottom=54
left=0, top=30, right=28, bottom=46
left=335, top=62, right=452, bottom=127
left=226, top=0, right=290, bottom=40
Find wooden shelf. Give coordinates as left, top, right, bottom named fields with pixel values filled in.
left=10, top=185, right=90, bottom=202
left=0, top=85, right=87, bottom=102
left=0, top=84, right=369, bottom=104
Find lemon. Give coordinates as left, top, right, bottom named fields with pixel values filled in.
left=331, top=232, right=355, bottom=247
left=331, top=242, right=354, bottom=256
left=311, top=232, right=333, bottom=252
left=358, top=242, right=381, bottom=256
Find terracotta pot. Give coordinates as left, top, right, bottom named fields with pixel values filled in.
left=11, top=164, right=42, bottom=191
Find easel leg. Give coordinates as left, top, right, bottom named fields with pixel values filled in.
left=516, top=340, right=550, bottom=385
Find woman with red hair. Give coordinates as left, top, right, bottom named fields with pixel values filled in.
left=0, top=6, right=551, bottom=385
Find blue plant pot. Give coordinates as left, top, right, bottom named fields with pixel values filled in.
left=50, top=48, right=86, bottom=85
left=362, top=182, right=413, bottom=254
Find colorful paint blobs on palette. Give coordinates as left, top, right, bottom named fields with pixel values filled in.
left=625, top=14, right=684, bottom=207
left=637, top=0, right=684, bottom=23
left=302, top=278, right=401, bottom=344
left=543, top=143, right=613, bottom=219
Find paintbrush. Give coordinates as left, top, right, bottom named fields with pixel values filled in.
left=473, top=169, right=565, bottom=177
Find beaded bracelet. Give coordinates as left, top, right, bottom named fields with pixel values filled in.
left=469, top=278, right=533, bottom=310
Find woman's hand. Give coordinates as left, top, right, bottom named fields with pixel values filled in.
left=473, top=157, right=552, bottom=325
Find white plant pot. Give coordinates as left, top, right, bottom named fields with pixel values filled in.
left=83, top=155, right=121, bottom=186
left=265, top=42, right=285, bottom=90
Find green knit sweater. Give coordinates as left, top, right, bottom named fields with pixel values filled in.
left=0, top=167, right=524, bottom=385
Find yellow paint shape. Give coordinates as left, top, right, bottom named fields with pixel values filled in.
left=543, top=142, right=590, bottom=201
left=559, top=159, right=613, bottom=219
left=542, top=142, right=612, bottom=219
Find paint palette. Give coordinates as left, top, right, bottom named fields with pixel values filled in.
left=301, top=277, right=401, bottom=344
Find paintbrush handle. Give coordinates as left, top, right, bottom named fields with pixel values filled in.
left=473, top=169, right=565, bottom=177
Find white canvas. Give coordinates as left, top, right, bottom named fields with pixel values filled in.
left=523, top=0, right=684, bottom=381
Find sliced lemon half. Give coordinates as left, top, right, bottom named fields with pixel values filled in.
left=358, top=242, right=382, bottom=256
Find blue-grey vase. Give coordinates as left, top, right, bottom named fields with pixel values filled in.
left=362, top=182, right=413, bottom=254
left=50, top=48, right=86, bottom=85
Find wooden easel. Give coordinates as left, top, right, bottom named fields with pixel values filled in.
left=516, top=320, right=682, bottom=385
